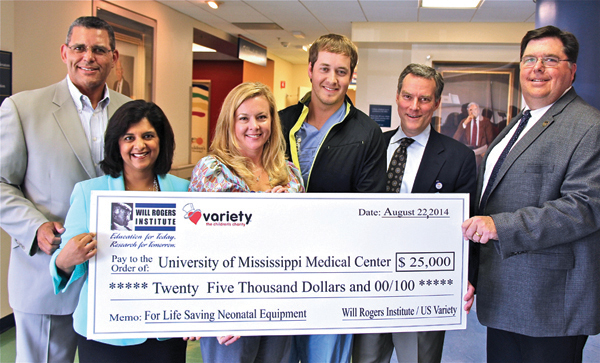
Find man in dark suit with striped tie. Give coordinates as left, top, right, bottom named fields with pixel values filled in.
left=353, top=63, right=477, bottom=363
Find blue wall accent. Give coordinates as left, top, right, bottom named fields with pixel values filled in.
left=536, top=0, right=600, bottom=109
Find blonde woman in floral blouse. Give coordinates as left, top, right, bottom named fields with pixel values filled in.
left=188, top=82, right=304, bottom=363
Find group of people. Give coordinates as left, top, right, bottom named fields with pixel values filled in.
left=1, top=14, right=599, bottom=363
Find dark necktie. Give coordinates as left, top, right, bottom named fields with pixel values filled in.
left=386, top=137, right=415, bottom=193
left=478, top=110, right=531, bottom=213
left=470, top=119, right=478, bottom=146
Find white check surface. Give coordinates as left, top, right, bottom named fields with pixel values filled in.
left=87, top=192, right=469, bottom=339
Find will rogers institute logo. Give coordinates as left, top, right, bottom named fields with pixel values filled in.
left=112, top=202, right=177, bottom=231
left=182, top=203, right=252, bottom=227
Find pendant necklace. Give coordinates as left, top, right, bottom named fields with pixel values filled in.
left=125, top=176, right=159, bottom=191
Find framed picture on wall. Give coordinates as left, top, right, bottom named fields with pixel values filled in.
left=434, top=62, right=521, bottom=139
left=433, top=61, right=521, bottom=168
left=94, top=0, right=156, bottom=101
left=0, top=51, right=12, bottom=105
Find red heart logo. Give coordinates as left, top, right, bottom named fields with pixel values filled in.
left=189, top=211, right=202, bottom=225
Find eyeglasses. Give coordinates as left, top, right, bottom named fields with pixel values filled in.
left=66, top=44, right=113, bottom=56
left=521, top=56, right=570, bottom=68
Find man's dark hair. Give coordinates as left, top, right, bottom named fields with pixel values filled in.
left=520, top=25, right=579, bottom=64
left=66, top=16, right=116, bottom=50
left=397, top=63, right=444, bottom=103
left=101, top=100, right=175, bottom=178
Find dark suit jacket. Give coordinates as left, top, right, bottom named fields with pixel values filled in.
left=476, top=88, right=600, bottom=337
left=385, top=126, right=478, bottom=282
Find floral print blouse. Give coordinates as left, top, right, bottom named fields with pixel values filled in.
left=189, top=155, right=305, bottom=193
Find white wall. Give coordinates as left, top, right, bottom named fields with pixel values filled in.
left=268, top=53, right=311, bottom=110
left=411, top=43, right=522, bottom=65
left=355, top=46, right=412, bottom=133
left=268, top=52, right=293, bottom=110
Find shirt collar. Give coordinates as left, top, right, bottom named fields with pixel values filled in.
left=391, top=124, right=431, bottom=148
left=525, top=103, right=552, bottom=120
left=299, top=94, right=348, bottom=130
left=524, top=86, right=572, bottom=114
left=66, top=75, right=111, bottom=111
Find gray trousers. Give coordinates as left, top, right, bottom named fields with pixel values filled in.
left=353, top=331, right=445, bottom=363
left=14, top=310, right=77, bottom=363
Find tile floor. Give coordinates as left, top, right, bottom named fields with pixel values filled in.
left=0, top=330, right=203, bottom=363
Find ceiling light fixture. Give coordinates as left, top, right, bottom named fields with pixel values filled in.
left=207, top=1, right=220, bottom=10
left=421, top=0, right=483, bottom=8
left=292, top=31, right=305, bottom=39
left=193, top=43, right=217, bottom=52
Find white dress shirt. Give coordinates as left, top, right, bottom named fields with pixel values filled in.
left=66, top=76, right=111, bottom=176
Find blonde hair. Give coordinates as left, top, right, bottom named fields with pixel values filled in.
left=210, top=82, right=290, bottom=187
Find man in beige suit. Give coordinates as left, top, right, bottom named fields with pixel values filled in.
left=0, top=16, right=129, bottom=362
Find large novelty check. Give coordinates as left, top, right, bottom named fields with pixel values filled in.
left=87, top=192, right=469, bottom=339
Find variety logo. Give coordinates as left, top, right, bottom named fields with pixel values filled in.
left=182, top=203, right=252, bottom=227
left=182, top=203, right=202, bottom=225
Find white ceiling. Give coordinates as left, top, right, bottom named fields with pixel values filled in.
left=158, top=0, right=536, bottom=64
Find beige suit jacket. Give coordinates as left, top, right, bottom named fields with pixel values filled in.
left=0, top=78, right=130, bottom=314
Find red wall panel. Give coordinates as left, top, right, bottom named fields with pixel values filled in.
left=193, top=60, right=243, bottom=144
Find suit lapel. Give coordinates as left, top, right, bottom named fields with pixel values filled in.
left=107, top=89, right=125, bottom=118
left=108, top=175, right=126, bottom=190
left=483, top=89, right=578, bottom=200
left=383, top=128, right=396, bottom=145
left=412, top=128, right=445, bottom=193
left=52, top=80, right=97, bottom=179
left=382, top=128, right=397, bottom=174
